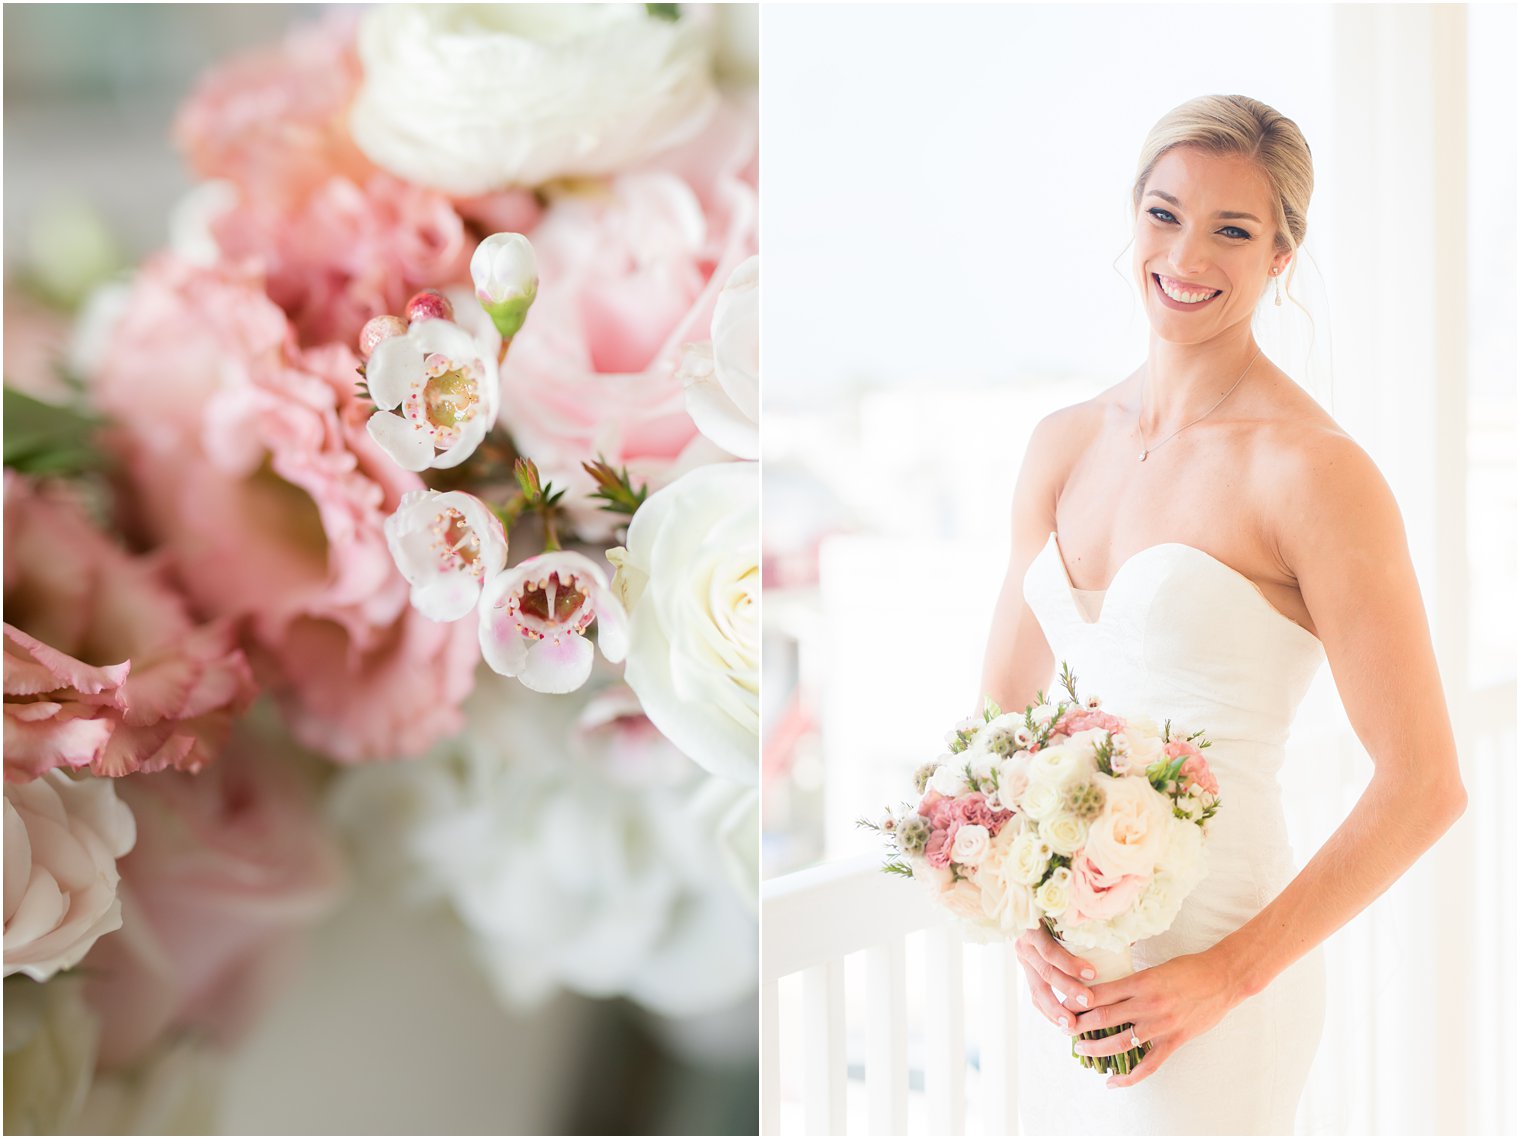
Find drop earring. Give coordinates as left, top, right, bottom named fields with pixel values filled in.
left=1273, top=267, right=1283, bottom=307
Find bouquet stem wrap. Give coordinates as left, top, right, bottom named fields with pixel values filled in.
left=1065, top=942, right=1149, bottom=1076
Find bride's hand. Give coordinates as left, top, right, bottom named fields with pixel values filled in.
left=1070, top=949, right=1242, bottom=1088
left=1014, top=924, right=1098, bottom=1034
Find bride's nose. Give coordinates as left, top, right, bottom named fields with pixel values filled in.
left=1169, top=228, right=1212, bottom=277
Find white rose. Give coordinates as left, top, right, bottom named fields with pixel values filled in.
left=1082, top=774, right=1171, bottom=878
left=1115, top=715, right=1165, bottom=769
left=4, top=771, right=136, bottom=982
left=681, top=255, right=758, bottom=460
left=1, top=974, right=99, bottom=1135
left=1042, top=811, right=1090, bottom=857
left=349, top=4, right=718, bottom=194
left=939, top=875, right=987, bottom=923
left=950, top=824, right=991, bottom=867
left=928, top=762, right=970, bottom=798
left=1034, top=865, right=1074, bottom=917
left=1018, top=778, right=1064, bottom=822
left=1007, top=826, right=1054, bottom=886
left=979, top=845, right=1041, bottom=933
left=1026, top=740, right=1089, bottom=790
left=609, top=461, right=758, bottom=783
left=991, top=752, right=1030, bottom=809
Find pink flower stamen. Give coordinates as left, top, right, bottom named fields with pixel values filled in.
left=405, top=355, right=484, bottom=448
left=429, top=506, right=484, bottom=581
left=505, top=570, right=595, bottom=642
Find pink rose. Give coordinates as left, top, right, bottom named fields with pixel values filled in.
left=89, top=255, right=478, bottom=762
left=1066, top=852, right=1149, bottom=925
left=496, top=97, right=756, bottom=537
left=1055, top=709, right=1128, bottom=737
left=82, top=734, right=345, bottom=1069
left=3, top=474, right=254, bottom=782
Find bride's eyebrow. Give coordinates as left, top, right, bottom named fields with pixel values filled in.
left=1145, top=189, right=1262, bottom=224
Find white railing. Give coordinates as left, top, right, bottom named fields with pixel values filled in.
left=761, top=854, right=1025, bottom=1136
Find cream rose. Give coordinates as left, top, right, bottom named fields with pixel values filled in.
left=979, top=843, right=1041, bottom=933
left=1007, top=825, right=1054, bottom=886
left=607, top=460, right=758, bottom=783
left=1034, top=865, right=1074, bottom=917
left=950, top=823, right=991, bottom=867
left=1018, top=778, right=1065, bottom=822
left=349, top=4, right=718, bottom=194
left=1082, top=774, right=1171, bottom=878
left=1041, top=811, right=1090, bottom=857
left=4, top=771, right=136, bottom=982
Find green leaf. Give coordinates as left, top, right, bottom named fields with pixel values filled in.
left=645, top=2, right=680, bottom=20
left=3, top=385, right=108, bottom=476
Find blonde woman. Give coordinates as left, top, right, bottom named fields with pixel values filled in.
left=978, top=94, right=1466, bottom=1133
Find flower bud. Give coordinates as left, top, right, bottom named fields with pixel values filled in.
left=405, top=288, right=455, bottom=325
left=359, top=314, right=408, bottom=359
left=470, top=233, right=539, bottom=340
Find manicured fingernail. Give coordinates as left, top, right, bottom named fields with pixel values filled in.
left=1081, top=968, right=1097, bottom=980
left=1058, top=1016, right=1069, bottom=1028
left=1076, top=992, right=1089, bottom=1007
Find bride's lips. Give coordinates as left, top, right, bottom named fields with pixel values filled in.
left=1152, top=273, right=1223, bottom=311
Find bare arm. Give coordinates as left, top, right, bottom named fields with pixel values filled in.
left=1214, top=431, right=1468, bottom=997
left=977, top=411, right=1069, bottom=716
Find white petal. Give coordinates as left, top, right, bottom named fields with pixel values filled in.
left=591, top=589, right=629, bottom=663
left=412, top=573, right=482, bottom=623
left=367, top=412, right=436, bottom=472
left=479, top=599, right=530, bottom=679
left=519, top=634, right=594, bottom=694
left=366, top=334, right=423, bottom=409
left=683, top=363, right=759, bottom=460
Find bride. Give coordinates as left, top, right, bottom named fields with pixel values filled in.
left=977, top=94, right=1467, bottom=1134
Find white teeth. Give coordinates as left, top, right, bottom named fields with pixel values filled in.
left=1157, top=275, right=1220, bottom=304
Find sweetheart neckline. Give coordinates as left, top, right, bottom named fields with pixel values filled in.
left=1039, top=530, right=1322, bottom=648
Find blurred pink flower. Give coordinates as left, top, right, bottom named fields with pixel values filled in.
left=174, top=11, right=369, bottom=207
left=82, top=735, right=345, bottom=1069
left=89, top=255, right=477, bottom=762
left=1179, top=754, right=1219, bottom=796
left=1054, top=708, right=1128, bottom=737
left=3, top=473, right=255, bottom=783
left=496, top=97, right=757, bottom=531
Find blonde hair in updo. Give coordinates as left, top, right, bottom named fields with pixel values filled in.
left=1131, top=94, right=1314, bottom=306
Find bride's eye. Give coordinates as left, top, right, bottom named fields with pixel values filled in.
left=1147, top=207, right=1175, bottom=223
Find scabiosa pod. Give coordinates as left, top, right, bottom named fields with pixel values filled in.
left=384, top=490, right=508, bottom=622
left=470, top=232, right=538, bottom=344
left=364, top=318, right=498, bottom=471
left=478, top=551, right=627, bottom=695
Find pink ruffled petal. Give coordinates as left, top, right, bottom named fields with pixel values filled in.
left=3, top=707, right=113, bottom=783
left=3, top=625, right=130, bottom=696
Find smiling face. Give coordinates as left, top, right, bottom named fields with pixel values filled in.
left=1133, top=146, right=1289, bottom=344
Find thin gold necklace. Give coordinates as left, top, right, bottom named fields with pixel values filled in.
left=1137, top=348, right=1262, bottom=462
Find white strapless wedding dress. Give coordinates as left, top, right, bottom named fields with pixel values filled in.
left=1016, top=530, right=1328, bottom=1136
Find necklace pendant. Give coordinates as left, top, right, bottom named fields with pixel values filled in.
left=1139, top=449, right=1148, bottom=462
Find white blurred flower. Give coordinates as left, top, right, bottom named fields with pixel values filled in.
left=365, top=318, right=498, bottom=472
left=1041, top=811, right=1090, bottom=857
left=928, top=762, right=970, bottom=798
left=73, top=1036, right=224, bottom=1137
left=4, top=771, right=136, bottom=982
left=1018, top=778, right=1064, bottom=822
left=1007, top=825, right=1054, bottom=886
left=329, top=669, right=757, bottom=1018
left=385, top=490, right=508, bottom=621
left=609, top=461, right=757, bottom=782
left=1033, top=865, right=1074, bottom=917
left=2, top=975, right=99, bottom=1135
left=680, top=255, right=758, bottom=460
left=1026, top=740, right=1088, bottom=790
left=1115, top=714, right=1165, bottom=769
left=977, top=837, right=1041, bottom=933
left=349, top=4, right=718, bottom=195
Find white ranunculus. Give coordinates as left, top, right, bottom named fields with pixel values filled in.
left=608, top=461, right=758, bottom=783
left=1042, top=811, right=1090, bottom=857
left=1082, top=774, right=1172, bottom=878
left=4, top=771, right=136, bottom=982
left=1034, top=865, right=1074, bottom=917
left=1029, top=702, right=1059, bottom=726
left=349, top=4, right=719, bottom=195
left=1026, top=740, right=1089, bottom=789
left=681, top=255, right=758, bottom=460
left=950, top=824, right=991, bottom=867
left=1018, top=778, right=1064, bottom=822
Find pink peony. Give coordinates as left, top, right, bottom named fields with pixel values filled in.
left=89, top=255, right=478, bottom=762
left=496, top=97, right=757, bottom=537
left=3, top=473, right=255, bottom=782
left=1055, top=709, right=1128, bottom=737
left=1065, top=852, right=1149, bottom=925
left=82, top=733, right=345, bottom=1070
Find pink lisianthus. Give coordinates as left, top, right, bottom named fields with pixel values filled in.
left=1054, top=708, right=1128, bottom=737
left=1065, top=852, right=1149, bottom=925
left=495, top=98, right=756, bottom=538
left=81, top=734, right=345, bottom=1070
left=174, top=11, right=369, bottom=207
left=88, top=255, right=478, bottom=762
left=3, top=474, right=255, bottom=783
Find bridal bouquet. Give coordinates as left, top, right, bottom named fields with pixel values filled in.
left=862, top=663, right=1221, bottom=1077
left=5, top=4, right=758, bottom=1132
